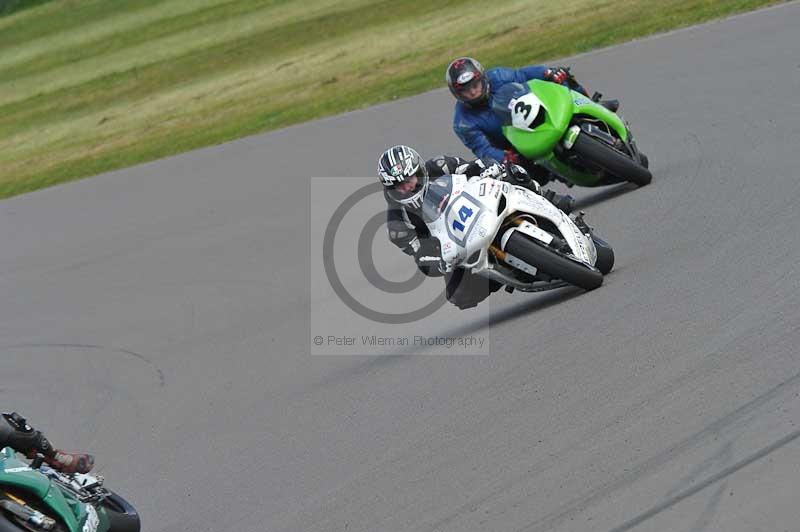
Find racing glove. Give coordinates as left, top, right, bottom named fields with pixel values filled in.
left=502, top=149, right=522, bottom=166
left=544, top=67, right=570, bottom=85
left=414, top=238, right=445, bottom=277
left=478, top=162, right=505, bottom=179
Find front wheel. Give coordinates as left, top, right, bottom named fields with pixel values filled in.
left=504, top=232, right=603, bottom=290
left=572, top=131, right=652, bottom=186
left=592, top=235, right=615, bottom=275
left=101, top=492, right=140, bottom=532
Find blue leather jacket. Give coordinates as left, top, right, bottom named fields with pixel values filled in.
left=452, top=66, right=584, bottom=161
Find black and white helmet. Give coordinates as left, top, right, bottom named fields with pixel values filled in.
left=377, top=145, right=429, bottom=210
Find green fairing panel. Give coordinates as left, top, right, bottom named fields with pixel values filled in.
left=503, top=80, right=574, bottom=160
left=0, top=448, right=86, bottom=532
left=0, top=448, right=51, bottom=498
left=503, top=80, right=629, bottom=159
left=570, top=91, right=629, bottom=141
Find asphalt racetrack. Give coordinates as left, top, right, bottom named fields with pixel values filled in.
left=2, top=3, right=800, bottom=531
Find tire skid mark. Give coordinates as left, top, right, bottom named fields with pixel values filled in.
left=687, top=481, right=728, bottom=532
left=424, top=299, right=780, bottom=532
left=609, top=429, right=800, bottom=532
left=515, top=369, right=800, bottom=532
left=665, top=439, right=736, bottom=532
left=0, top=343, right=165, bottom=388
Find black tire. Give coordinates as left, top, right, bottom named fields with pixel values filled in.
left=101, top=492, right=140, bottom=532
left=572, top=131, right=652, bottom=186
left=504, top=232, right=603, bottom=290
left=592, top=235, right=615, bottom=275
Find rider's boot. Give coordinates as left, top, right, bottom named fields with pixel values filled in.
left=523, top=163, right=552, bottom=186
left=543, top=189, right=576, bottom=215
left=591, top=91, right=620, bottom=113
left=601, top=99, right=619, bottom=112
left=47, top=450, right=95, bottom=474
left=572, top=211, right=593, bottom=234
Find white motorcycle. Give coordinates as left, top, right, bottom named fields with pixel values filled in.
left=420, top=172, right=614, bottom=292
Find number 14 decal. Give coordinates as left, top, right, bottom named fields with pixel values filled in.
left=445, top=193, right=482, bottom=247
left=452, top=205, right=474, bottom=232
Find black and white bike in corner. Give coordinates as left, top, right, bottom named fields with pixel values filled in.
left=419, top=170, right=615, bottom=293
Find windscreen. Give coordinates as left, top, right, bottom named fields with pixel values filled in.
left=421, top=175, right=454, bottom=224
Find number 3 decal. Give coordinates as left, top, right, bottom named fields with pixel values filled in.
left=510, top=92, right=543, bottom=131
left=514, top=101, right=532, bottom=120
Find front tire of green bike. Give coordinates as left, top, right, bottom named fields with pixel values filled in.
left=572, top=132, right=652, bottom=186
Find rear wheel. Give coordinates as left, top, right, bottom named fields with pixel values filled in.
left=504, top=232, right=603, bottom=290
left=572, top=130, right=652, bottom=186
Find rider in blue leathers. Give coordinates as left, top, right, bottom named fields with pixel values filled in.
left=448, top=57, right=617, bottom=183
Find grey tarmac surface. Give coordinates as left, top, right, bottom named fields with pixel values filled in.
left=2, top=3, right=800, bottom=531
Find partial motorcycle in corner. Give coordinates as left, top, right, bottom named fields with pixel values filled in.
left=0, top=447, right=140, bottom=532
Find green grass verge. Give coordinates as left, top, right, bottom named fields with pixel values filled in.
left=0, top=0, right=785, bottom=198
left=0, top=0, right=54, bottom=17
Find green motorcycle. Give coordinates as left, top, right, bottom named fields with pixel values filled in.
left=492, top=78, right=652, bottom=187
left=0, top=448, right=139, bottom=532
